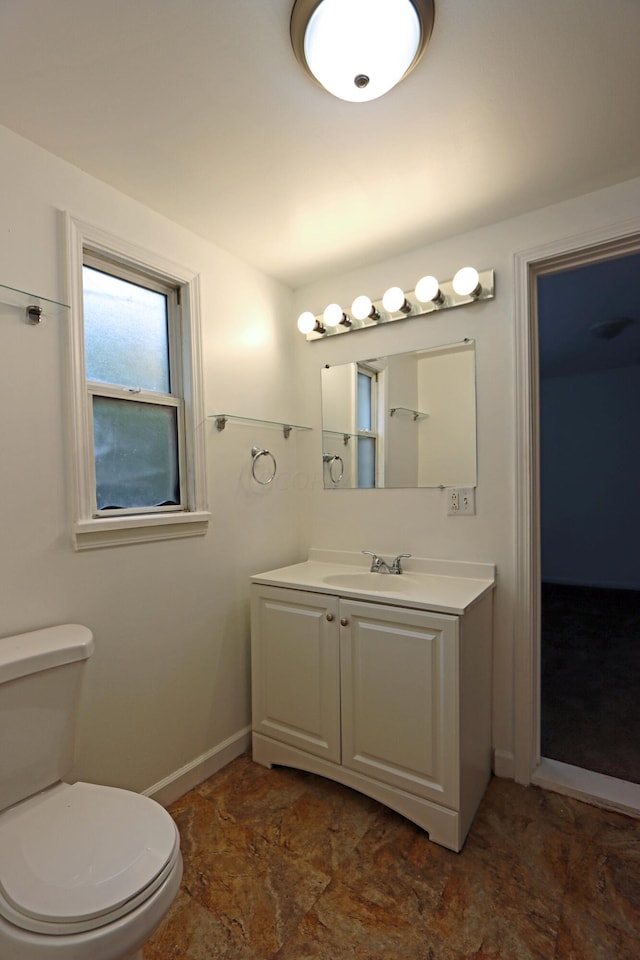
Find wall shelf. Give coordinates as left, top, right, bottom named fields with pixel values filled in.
left=1, top=282, right=70, bottom=323
left=209, top=414, right=312, bottom=439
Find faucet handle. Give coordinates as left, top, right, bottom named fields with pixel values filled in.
left=362, top=550, right=382, bottom=571
left=391, top=553, right=412, bottom=574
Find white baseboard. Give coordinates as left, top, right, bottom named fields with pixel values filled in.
left=532, top=757, right=640, bottom=820
left=493, top=748, right=515, bottom=779
left=541, top=576, right=640, bottom=591
left=143, top=726, right=251, bottom=807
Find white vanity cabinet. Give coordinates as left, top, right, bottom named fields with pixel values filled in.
left=250, top=556, right=494, bottom=852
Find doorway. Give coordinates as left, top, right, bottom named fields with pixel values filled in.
left=514, top=226, right=640, bottom=816
left=537, top=253, right=640, bottom=785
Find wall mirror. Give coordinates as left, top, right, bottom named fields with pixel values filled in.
left=321, top=340, right=477, bottom=489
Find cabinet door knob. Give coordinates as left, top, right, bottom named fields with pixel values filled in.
left=340, top=617, right=348, bottom=626
left=326, top=613, right=334, bottom=622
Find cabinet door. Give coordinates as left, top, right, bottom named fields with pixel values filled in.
left=340, top=600, right=459, bottom=808
left=251, top=585, right=341, bottom=763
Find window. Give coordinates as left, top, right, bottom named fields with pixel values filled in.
left=65, top=216, right=208, bottom=549
left=83, top=257, right=183, bottom=514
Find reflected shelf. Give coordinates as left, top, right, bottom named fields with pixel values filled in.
left=389, top=406, right=429, bottom=421
left=210, top=414, right=312, bottom=439
left=0, top=282, right=70, bottom=323
left=322, top=429, right=381, bottom=445
left=322, top=429, right=354, bottom=445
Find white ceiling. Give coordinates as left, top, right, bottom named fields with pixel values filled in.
left=538, top=251, right=640, bottom=380
left=0, top=0, right=639, bottom=289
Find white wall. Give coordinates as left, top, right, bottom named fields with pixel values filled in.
left=417, top=343, right=476, bottom=487
left=320, top=364, right=357, bottom=487
left=0, top=124, right=303, bottom=796
left=385, top=353, right=419, bottom=487
left=292, top=174, right=640, bottom=772
left=540, top=364, right=640, bottom=590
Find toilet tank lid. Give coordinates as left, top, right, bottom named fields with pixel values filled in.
left=0, top=625, right=94, bottom=684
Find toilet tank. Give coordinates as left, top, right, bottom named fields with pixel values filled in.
left=0, top=624, right=94, bottom=813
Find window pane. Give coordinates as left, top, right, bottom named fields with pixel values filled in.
left=93, top=396, right=180, bottom=510
left=357, top=372, right=372, bottom=431
left=357, top=436, right=376, bottom=489
left=83, top=266, right=170, bottom=392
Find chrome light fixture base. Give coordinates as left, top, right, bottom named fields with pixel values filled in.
left=299, top=269, right=495, bottom=341
left=290, top=0, right=435, bottom=103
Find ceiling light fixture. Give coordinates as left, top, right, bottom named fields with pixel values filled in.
left=297, top=267, right=495, bottom=340
left=589, top=316, right=637, bottom=340
left=290, top=0, right=435, bottom=103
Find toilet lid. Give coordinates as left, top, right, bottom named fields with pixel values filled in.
left=0, top=782, right=179, bottom=929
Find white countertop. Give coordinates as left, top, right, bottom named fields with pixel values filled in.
left=251, top=549, right=495, bottom=615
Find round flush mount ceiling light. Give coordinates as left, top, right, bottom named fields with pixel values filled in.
left=290, top=0, right=435, bottom=103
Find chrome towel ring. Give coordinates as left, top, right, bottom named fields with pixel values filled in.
left=323, top=453, right=344, bottom=484
left=251, top=446, right=277, bottom=484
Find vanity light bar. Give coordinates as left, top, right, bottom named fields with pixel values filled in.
left=297, top=267, right=495, bottom=341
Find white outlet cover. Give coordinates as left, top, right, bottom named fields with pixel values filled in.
left=447, top=487, right=476, bottom=515
left=459, top=488, right=476, bottom=514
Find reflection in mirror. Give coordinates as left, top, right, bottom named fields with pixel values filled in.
left=321, top=340, right=477, bottom=489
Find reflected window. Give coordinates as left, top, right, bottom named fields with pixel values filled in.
left=356, top=366, right=377, bottom=488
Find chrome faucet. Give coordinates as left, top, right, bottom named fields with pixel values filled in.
left=362, top=551, right=412, bottom=574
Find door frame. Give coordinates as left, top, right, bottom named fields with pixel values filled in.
left=513, top=216, right=640, bottom=807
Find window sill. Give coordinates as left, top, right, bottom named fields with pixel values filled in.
left=73, top=511, right=210, bottom=550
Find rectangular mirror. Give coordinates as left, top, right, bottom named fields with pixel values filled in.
left=321, top=340, right=477, bottom=489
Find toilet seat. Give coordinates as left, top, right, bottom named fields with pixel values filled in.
left=0, top=782, right=180, bottom=935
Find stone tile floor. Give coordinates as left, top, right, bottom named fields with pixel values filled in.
left=145, top=754, right=640, bottom=959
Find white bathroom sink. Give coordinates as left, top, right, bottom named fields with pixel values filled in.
left=322, top=572, right=419, bottom=593
left=251, top=550, right=496, bottom=615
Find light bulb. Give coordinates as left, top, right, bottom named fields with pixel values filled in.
left=297, top=311, right=317, bottom=334
left=323, top=303, right=345, bottom=327
left=452, top=267, right=481, bottom=298
left=351, top=295, right=380, bottom=322
left=382, top=286, right=411, bottom=314
left=415, top=274, right=443, bottom=304
left=351, top=295, right=372, bottom=320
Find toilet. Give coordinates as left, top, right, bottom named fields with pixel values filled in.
left=0, top=624, right=183, bottom=960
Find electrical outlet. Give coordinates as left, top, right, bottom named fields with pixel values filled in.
left=447, top=487, right=476, bottom=515
left=459, top=487, right=476, bottom=515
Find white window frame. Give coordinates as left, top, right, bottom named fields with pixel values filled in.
left=65, top=214, right=209, bottom=549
